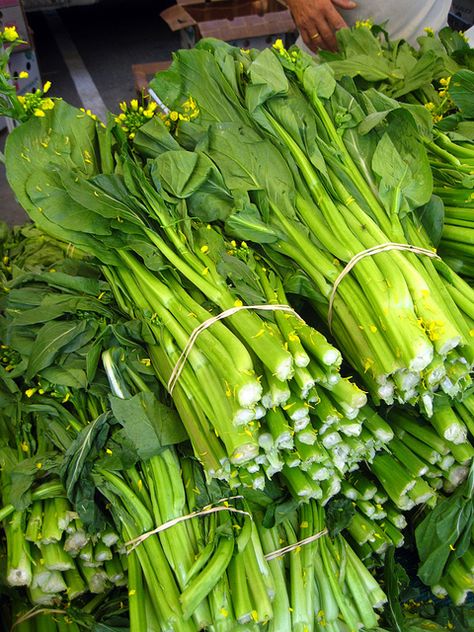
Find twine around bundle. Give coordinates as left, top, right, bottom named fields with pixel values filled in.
left=167, top=303, right=304, bottom=395
left=125, top=495, right=329, bottom=560
left=327, top=242, right=441, bottom=330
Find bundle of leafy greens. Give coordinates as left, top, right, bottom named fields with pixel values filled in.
left=0, top=220, right=390, bottom=632
left=144, top=35, right=474, bottom=417
left=319, top=22, right=474, bottom=282
left=1, top=22, right=474, bottom=632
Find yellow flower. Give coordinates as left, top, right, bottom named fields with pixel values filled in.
left=34, top=108, right=45, bottom=117
left=41, top=98, right=55, bottom=111
left=19, top=71, right=29, bottom=79
left=130, top=99, right=138, bottom=111
left=424, top=27, right=434, bottom=36
left=355, top=19, right=373, bottom=29
left=3, top=26, right=19, bottom=42
left=169, top=110, right=179, bottom=122
left=43, top=81, right=52, bottom=94
left=272, top=39, right=284, bottom=52
left=424, top=102, right=435, bottom=111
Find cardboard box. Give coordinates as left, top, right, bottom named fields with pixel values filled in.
left=161, top=0, right=296, bottom=50
left=0, top=4, right=31, bottom=48
left=8, top=47, right=41, bottom=94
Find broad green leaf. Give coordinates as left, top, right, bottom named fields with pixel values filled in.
left=372, top=110, right=432, bottom=214
left=391, top=50, right=440, bottom=98
left=327, top=55, right=394, bottom=82
left=246, top=48, right=289, bottom=112
left=5, top=102, right=117, bottom=261
left=60, top=412, right=112, bottom=529
left=415, top=195, right=445, bottom=247
left=32, top=272, right=101, bottom=297
left=302, top=63, right=336, bottom=100
left=110, top=392, right=187, bottom=457
left=335, top=25, right=385, bottom=58
left=26, top=320, right=88, bottom=380
left=415, top=462, right=474, bottom=586
left=150, top=48, right=252, bottom=128
left=225, top=198, right=284, bottom=245
left=133, top=115, right=180, bottom=159
left=40, top=366, right=88, bottom=389
left=154, top=150, right=214, bottom=199
left=449, top=69, right=474, bottom=118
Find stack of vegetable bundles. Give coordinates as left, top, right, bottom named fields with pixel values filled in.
left=1, top=21, right=473, bottom=632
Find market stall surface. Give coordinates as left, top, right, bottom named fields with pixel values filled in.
left=0, top=0, right=179, bottom=226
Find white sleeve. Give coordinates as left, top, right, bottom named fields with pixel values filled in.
left=339, top=0, right=452, bottom=45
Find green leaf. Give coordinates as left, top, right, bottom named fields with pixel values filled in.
left=325, top=497, right=355, bottom=538
left=60, top=412, right=112, bottom=530
left=110, top=392, right=187, bottom=458
left=246, top=48, right=289, bottom=112
left=5, top=453, right=61, bottom=510
left=26, top=320, right=88, bottom=380
left=40, top=366, right=88, bottom=390
left=449, top=70, right=474, bottom=119
left=225, top=198, right=284, bottom=244
left=302, top=63, right=336, bottom=100
left=383, top=547, right=410, bottom=632
left=372, top=110, right=433, bottom=214
left=154, top=150, right=215, bottom=199
left=415, top=462, right=474, bottom=586
left=415, top=195, right=445, bottom=247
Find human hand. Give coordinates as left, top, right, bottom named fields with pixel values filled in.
left=286, top=0, right=357, bottom=52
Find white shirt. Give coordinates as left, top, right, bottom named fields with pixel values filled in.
left=296, top=0, right=452, bottom=50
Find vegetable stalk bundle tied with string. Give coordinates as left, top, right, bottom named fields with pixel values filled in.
left=0, top=223, right=391, bottom=632
left=142, top=37, right=474, bottom=416
left=3, top=101, right=390, bottom=500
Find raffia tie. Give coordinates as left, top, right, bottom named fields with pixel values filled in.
left=167, top=304, right=304, bottom=395
left=327, top=242, right=441, bottom=330
left=125, top=496, right=251, bottom=553
left=125, top=495, right=328, bottom=559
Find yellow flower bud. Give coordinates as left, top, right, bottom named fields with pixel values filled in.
left=3, top=26, right=19, bottom=42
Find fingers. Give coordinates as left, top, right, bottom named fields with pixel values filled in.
left=332, top=0, right=358, bottom=9
left=302, top=7, right=348, bottom=52
left=286, top=0, right=351, bottom=53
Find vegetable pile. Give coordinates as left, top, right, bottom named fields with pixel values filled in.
left=0, top=21, right=473, bottom=632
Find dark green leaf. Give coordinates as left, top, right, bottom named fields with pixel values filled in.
left=415, top=195, right=445, bottom=247
left=325, top=497, right=355, bottom=538
left=383, top=547, right=409, bottom=632
left=110, top=392, right=187, bottom=457
left=26, top=320, right=88, bottom=380
left=415, top=462, right=474, bottom=586
left=60, top=412, right=112, bottom=530
left=449, top=70, right=474, bottom=118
